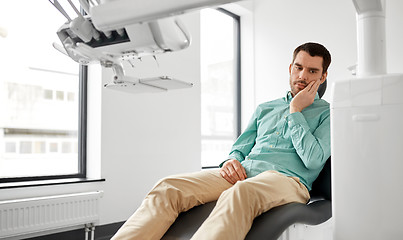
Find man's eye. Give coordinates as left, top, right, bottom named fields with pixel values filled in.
left=310, top=70, right=318, bottom=74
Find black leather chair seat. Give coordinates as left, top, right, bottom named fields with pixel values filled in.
left=162, top=199, right=331, bottom=240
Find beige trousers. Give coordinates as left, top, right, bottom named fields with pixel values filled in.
left=111, top=169, right=310, bottom=240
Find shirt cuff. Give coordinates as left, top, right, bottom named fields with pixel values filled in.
left=286, top=112, right=309, bottom=130
left=220, top=152, right=244, bottom=167
left=219, top=159, right=230, bottom=168
left=229, top=151, right=244, bottom=162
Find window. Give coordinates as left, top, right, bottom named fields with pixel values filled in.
left=201, top=9, right=241, bottom=168
left=0, top=0, right=87, bottom=181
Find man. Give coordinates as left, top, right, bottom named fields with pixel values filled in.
left=112, top=42, right=331, bottom=240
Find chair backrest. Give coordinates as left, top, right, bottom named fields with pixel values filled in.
left=310, top=79, right=330, bottom=200
left=310, top=157, right=331, bottom=200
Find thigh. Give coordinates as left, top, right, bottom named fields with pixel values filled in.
left=153, top=169, right=233, bottom=205
left=234, top=170, right=310, bottom=213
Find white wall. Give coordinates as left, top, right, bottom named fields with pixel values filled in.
left=385, top=0, right=403, bottom=74
left=96, top=12, right=201, bottom=225
left=253, top=0, right=403, bottom=105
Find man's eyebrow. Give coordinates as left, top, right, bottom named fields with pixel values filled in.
left=308, top=67, right=321, bottom=72
left=294, top=62, right=320, bottom=72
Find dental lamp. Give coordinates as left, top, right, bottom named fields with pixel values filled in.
left=50, top=0, right=239, bottom=93
left=331, top=0, right=403, bottom=239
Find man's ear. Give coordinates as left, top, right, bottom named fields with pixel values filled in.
left=320, top=72, right=328, bottom=84
left=289, top=64, right=292, bottom=74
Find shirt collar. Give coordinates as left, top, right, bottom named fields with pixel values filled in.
left=285, top=91, right=320, bottom=103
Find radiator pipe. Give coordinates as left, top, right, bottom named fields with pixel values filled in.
left=85, top=223, right=95, bottom=240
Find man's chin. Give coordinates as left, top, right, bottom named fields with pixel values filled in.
left=291, top=88, right=303, bottom=96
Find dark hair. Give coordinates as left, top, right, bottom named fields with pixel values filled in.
left=292, top=42, right=332, bottom=73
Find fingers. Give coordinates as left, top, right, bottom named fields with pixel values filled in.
left=231, top=159, right=247, bottom=179
left=312, top=78, right=322, bottom=92
left=239, top=163, right=247, bottom=179
left=305, top=78, right=321, bottom=93
left=220, top=165, right=237, bottom=184
left=221, top=163, right=241, bottom=184
left=219, top=167, right=233, bottom=184
left=220, top=159, right=247, bottom=185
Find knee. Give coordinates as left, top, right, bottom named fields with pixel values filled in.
left=151, top=176, right=182, bottom=196
left=144, top=177, right=182, bottom=210
left=149, top=176, right=201, bottom=212
left=151, top=176, right=198, bottom=201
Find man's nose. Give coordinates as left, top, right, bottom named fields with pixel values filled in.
left=298, top=69, right=308, bottom=80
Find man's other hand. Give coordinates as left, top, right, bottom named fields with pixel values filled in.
left=220, top=159, right=247, bottom=184
left=290, top=78, right=321, bottom=113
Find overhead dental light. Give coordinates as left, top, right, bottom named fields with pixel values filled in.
left=50, top=0, right=239, bottom=93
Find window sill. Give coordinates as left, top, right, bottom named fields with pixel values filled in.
left=0, top=178, right=105, bottom=189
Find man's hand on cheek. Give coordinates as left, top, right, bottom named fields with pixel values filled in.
left=290, top=79, right=321, bottom=113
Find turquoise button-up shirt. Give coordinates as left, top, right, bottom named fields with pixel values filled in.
left=226, top=92, right=331, bottom=191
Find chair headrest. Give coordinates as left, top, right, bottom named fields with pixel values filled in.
left=317, top=79, right=327, bottom=98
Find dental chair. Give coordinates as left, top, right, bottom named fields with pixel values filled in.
left=162, top=80, right=331, bottom=240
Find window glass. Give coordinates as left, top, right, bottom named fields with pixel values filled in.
left=200, top=9, right=240, bottom=167
left=56, top=91, right=65, bottom=101
left=49, top=142, right=58, bottom=153
left=5, top=142, right=16, bottom=153
left=0, top=0, right=83, bottom=179
left=44, top=89, right=53, bottom=100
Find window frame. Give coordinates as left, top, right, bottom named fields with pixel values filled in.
left=216, top=7, right=242, bottom=137
left=201, top=8, right=242, bottom=169
left=0, top=65, right=88, bottom=184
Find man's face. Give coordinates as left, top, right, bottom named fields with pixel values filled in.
left=289, top=50, right=327, bottom=96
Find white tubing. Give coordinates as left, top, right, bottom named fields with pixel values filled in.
left=353, top=0, right=387, bottom=77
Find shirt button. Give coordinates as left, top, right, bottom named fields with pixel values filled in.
left=276, top=132, right=279, bottom=135
left=270, top=145, right=273, bottom=148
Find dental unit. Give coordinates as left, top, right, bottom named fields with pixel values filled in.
left=331, top=0, right=403, bottom=239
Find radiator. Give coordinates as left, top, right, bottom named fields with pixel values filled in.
left=0, top=191, right=103, bottom=239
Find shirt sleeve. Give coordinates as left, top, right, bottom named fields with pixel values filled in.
left=286, top=110, right=331, bottom=170
left=219, top=107, right=259, bottom=167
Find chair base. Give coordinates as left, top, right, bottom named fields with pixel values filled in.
left=278, top=217, right=333, bottom=240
